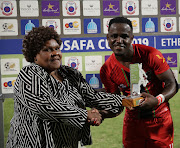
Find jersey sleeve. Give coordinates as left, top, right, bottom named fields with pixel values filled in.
left=148, top=47, right=170, bottom=75
left=100, top=64, right=119, bottom=93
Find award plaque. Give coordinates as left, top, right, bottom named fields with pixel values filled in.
left=122, top=63, right=148, bottom=108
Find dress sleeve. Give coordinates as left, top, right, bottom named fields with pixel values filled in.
left=14, top=65, right=87, bottom=129
left=75, top=70, right=123, bottom=114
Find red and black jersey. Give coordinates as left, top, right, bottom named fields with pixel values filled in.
left=100, top=44, right=169, bottom=96
left=100, top=44, right=170, bottom=119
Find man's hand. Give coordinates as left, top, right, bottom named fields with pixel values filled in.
left=139, top=92, right=158, bottom=110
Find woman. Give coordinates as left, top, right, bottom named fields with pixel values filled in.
left=6, top=26, right=124, bottom=148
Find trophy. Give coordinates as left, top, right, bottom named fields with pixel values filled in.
left=122, top=63, right=149, bottom=108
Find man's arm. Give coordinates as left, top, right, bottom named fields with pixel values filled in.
left=157, top=69, right=178, bottom=101
left=139, top=69, right=178, bottom=109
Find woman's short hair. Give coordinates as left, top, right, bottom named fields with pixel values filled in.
left=22, top=26, right=62, bottom=62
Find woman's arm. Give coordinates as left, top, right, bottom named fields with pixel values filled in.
left=73, top=69, right=124, bottom=115
left=14, top=64, right=100, bottom=129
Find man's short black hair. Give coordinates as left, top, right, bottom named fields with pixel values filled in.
left=108, top=17, right=133, bottom=31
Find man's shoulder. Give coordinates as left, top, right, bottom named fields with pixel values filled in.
left=133, top=44, right=161, bottom=60
left=102, top=53, right=115, bottom=66
left=100, top=53, right=120, bottom=76
left=133, top=44, right=157, bottom=52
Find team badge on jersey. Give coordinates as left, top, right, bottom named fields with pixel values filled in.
left=1, top=1, right=13, bottom=16
left=65, top=1, right=77, bottom=15
left=156, top=55, right=165, bottom=63
left=125, top=1, right=136, bottom=14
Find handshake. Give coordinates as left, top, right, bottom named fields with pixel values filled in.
left=87, top=108, right=103, bottom=126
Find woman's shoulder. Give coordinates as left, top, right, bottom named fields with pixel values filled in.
left=21, top=63, right=42, bottom=71
left=21, top=63, right=48, bottom=77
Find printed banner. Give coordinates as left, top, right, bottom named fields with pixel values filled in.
left=1, top=35, right=180, bottom=54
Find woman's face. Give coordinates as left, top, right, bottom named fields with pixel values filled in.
left=35, top=39, right=62, bottom=73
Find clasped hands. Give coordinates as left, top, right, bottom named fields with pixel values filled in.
left=87, top=108, right=103, bottom=126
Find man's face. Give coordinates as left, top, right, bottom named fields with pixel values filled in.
left=107, top=23, right=134, bottom=57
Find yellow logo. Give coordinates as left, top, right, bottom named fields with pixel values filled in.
left=73, top=21, right=79, bottom=28
left=156, top=55, right=165, bottom=63
left=132, top=20, right=137, bottom=27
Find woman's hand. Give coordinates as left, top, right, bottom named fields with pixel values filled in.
left=87, top=109, right=102, bottom=126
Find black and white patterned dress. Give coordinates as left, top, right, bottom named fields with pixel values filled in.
left=6, top=63, right=123, bottom=148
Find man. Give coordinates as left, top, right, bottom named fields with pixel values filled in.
left=100, top=17, right=178, bottom=148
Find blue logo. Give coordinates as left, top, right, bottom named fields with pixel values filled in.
left=21, top=19, right=39, bottom=35
left=84, top=18, right=101, bottom=34
left=142, top=18, right=158, bottom=33
left=69, top=6, right=74, bottom=12
left=25, top=20, right=35, bottom=35
left=67, top=57, right=80, bottom=69
left=86, top=74, right=102, bottom=88
left=87, top=19, right=97, bottom=33
left=145, top=18, right=155, bottom=32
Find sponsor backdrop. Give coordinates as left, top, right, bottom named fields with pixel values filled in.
left=0, top=0, right=180, bottom=94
